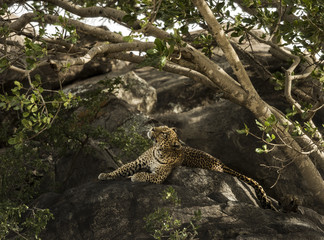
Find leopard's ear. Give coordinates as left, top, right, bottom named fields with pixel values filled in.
left=171, top=127, right=177, bottom=133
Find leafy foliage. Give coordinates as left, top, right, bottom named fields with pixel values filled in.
left=237, top=115, right=279, bottom=154
left=0, top=146, right=54, bottom=239
left=0, top=202, right=53, bottom=240
left=140, top=31, right=186, bottom=70
left=144, top=187, right=201, bottom=240
left=0, top=79, right=78, bottom=146
left=0, top=74, right=152, bottom=238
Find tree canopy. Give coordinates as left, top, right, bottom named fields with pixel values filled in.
left=0, top=0, right=323, bottom=238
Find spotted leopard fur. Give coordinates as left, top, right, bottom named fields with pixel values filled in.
left=98, top=126, right=278, bottom=211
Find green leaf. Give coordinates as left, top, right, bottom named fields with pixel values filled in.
left=154, top=38, right=165, bottom=52
left=160, top=56, right=167, bottom=68
left=216, top=1, right=225, bottom=11
left=22, top=119, right=33, bottom=129
left=63, top=102, right=69, bottom=108
left=236, top=123, right=250, bottom=136
left=8, top=137, right=17, bottom=145
left=255, top=119, right=264, bottom=130
left=14, top=81, right=23, bottom=89
left=123, top=35, right=134, bottom=42
left=122, top=14, right=137, bottom=25
left=236, top=129, right=247, bottom=135
left=147, top=48, right=158, bottom=55
left=52, top=100, right=59, bottom=108
left=266, top=133, right=275, bottom=142
left=255, top=148, right=264, bottom=154
left=264, top=121, right=270, bottom=127
left=266, top=114, right=276, bottom=124
left=31, top=105, right=38, bottom=113
left=239, top=35, right=245, bottom=43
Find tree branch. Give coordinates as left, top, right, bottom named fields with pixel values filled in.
left=180, top=44, right=248, bottom=104
left=233, top=0, right=299, bottom=25
left=269, top=0, right=283, bottom=41
left=108, top=52, right=219, bottom=90
left=284, top=55, right=304, bottom=114
left=45, top=0, right=137, bottom=27
left=7, top=13, right=125, bottom=43
left=191, top=0, right=256, bottom=95
left=50, top=41, right=155, bottom=70
left=247, top=30, right=322, bottom=123
left=43, top=0, right=170, bottom=39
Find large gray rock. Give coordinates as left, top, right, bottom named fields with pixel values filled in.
left=35, top=167, right=324, bottom=240
left=115, top=71, right=157, bottom=114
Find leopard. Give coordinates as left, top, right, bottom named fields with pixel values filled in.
left=98, top=126, right=278, bottom=211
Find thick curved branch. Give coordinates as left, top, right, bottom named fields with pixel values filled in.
left=45, top=0, right=137, bottom=27
left=108, top=52, right=219, bottom=91
left=163, top=62, right=219, bottom=90
left=180, top=44, right=248, bottom=104
left=50, top=42, right=154, bottom=70
left=7, top=13, right=125, bottom=43
left=8, top=13, right=35, bottom=31
left=192, top=0, right=256, bottom=95
left=44, top=0, right=170, bottom=39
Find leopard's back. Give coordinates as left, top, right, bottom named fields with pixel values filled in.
left=182, top=146, right=224, bottom=171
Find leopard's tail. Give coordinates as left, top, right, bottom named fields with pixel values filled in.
left=222, top=165, right=278, bottom=212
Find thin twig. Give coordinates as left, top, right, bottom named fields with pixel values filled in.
left=269, top=0, right=283, bottom=42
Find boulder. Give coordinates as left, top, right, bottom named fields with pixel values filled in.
left=35, top=167, right=324, bottom=240
left=115, top=71, right=157, bottom=114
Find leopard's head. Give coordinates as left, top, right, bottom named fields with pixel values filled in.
left=148, top=126, right=181, bottom=150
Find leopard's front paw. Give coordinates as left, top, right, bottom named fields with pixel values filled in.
left=98, top=173, right=113, bottom=180
left=131, top=172, right=148, bottom=182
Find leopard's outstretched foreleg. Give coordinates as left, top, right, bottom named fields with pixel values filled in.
left=98, top=149, right=152, bottom=180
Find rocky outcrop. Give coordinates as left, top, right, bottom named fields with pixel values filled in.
left=30, top=42, right=324, bottom=239
left=36, top=167, right=324, bottom=239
